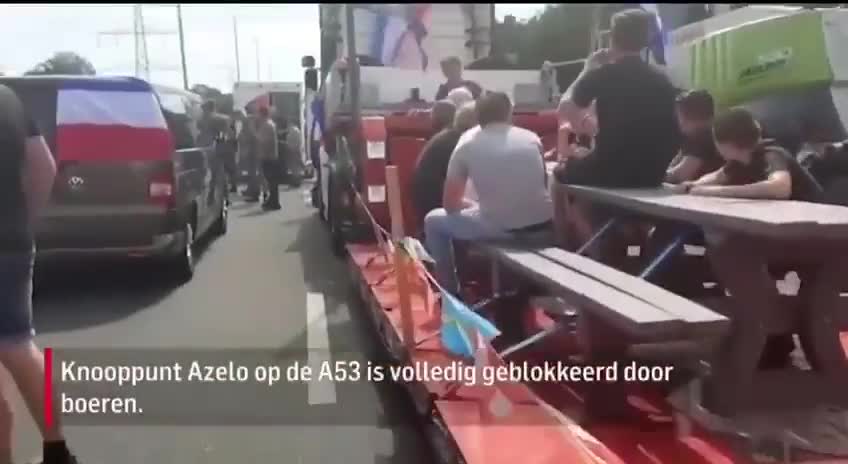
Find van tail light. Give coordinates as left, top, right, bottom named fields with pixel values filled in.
left=149, top=163, right=175, bottom=208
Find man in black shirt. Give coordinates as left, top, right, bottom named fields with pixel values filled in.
left=0, top=84, right=79, bottom=463
left=552, top=9, right=679, bottom=248
left=434, top=56, right=483, bottom=101
left=556, top=9, right=680, bottom=188
left=666, top=90, right=723, bottom=184
left=411, top=100, right=460, bottom=228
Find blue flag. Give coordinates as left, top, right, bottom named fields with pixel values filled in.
left=440, top=288, right=500, bottom=359
left=640, top=4, right=667, bottom=65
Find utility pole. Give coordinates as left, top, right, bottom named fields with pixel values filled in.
left=345, top=4, right=360, bottom=123
left=177, top=4, right=189, bottom=90
left=98, top=5, right=177, bottom=80
left=254, top=38, right=260, bottom=80
left=133, top=5, right=149, bottom=79
left=233, top=17, right=241, bottom=82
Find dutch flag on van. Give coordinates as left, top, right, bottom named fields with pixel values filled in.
left=56, top=78, right=172, bottom=162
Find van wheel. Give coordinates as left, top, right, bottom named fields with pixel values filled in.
left=170, top=222, right=195, bottom=282
left=213, top=199, right=229, bottom=236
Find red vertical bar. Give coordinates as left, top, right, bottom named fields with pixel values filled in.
left=44, top=347, right=53, bottom=430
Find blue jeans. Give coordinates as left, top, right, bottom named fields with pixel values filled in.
left=424, top=207, right=510, bottom=294
left=0, top=248, right=36, bottom=343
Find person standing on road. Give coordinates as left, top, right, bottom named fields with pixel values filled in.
left=237, top=110, right=261, bottom=202
left=0, top=84, right=79, bottom=464
left=198, top=100, right=234, bottom=197
left=283, top=118, right=305, bottom=182
left=256, top=106, right=281, bottom=210
left=222, top=117, right=239, bottom=193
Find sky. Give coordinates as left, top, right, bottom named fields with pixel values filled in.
left=0, top=3, right=546, bottom=92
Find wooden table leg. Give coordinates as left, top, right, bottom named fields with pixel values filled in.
left=577, top=311, right=633, bottom=423
left=797, top=260, right=848, bottom=380
left=703, top=235, right=776, bottom=416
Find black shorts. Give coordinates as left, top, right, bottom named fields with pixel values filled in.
left=555, top=151, right=663, bottom=188
left=0, top=248, right=35, bottom=343
left=554, top=151, right=621, bottom=186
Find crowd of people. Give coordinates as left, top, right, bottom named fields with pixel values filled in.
left=200, top=100, right=305, bottom=211
left=411, top=8, right=846, bottom=304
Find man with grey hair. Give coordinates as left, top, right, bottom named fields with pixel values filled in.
left=412, top=99, right=467, bottom=228
left=431, top=100, right=457, bottom=133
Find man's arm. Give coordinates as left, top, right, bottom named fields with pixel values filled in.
left=442, top=138, right=470, bottom=213
left=558, top=65, right=605, bottom=135
left=691, top=171, right=791, bottom=199
left=21, top=118, right=57, bottom=228
left=665, top=166, right=727, bottom=193
left=466, top=81, right=483, bottom=99
left=665, top=155, right=704, bottom=184
left=434, top=84, right=448, bottom=102
left=691, top=152, right=791, bottom=199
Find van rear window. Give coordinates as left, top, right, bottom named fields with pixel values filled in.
left=0, top=81, right=58, bottom=154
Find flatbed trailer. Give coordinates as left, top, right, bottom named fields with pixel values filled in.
left=319, top=4, right=848, bottom=463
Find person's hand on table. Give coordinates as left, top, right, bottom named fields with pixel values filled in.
left=689, top=185, right=729, bottom=197
left=663, top=181, right=692, bottom=194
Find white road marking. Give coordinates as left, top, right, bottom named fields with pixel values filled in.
left=306, top=292, right=336, bottom=405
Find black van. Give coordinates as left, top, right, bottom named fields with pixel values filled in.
left=0, top=76, right=228, bottom=282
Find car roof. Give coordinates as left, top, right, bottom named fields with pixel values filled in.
left=0, top=75, right=201, bottom=101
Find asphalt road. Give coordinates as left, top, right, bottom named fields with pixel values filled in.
left=10, top=185, right=434, bottom=464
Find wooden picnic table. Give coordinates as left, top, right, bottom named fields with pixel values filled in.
left=563, top=184, right=848, bottom=417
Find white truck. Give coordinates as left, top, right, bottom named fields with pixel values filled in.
left=232, top=80, right=313, bottom=179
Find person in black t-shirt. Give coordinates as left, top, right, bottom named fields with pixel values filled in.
left=434, top=56, right=483, bottom=101
left=411, top=100, right=463, bottom=229
left=0, top=84, right=79, bottom=463
left=666, top=90, right=723, bottom=184
left=552, top=8, right=679, bottom=249
left=556, top=8, right=680, bottom=188
left=676, top=108, right=823, bottom=202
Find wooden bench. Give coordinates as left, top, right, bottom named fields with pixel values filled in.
left=467, top=240, right=729, bottom=421
left=481, top=243, right=728, bottom=344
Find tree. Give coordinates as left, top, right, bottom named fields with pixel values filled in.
left=26, top=51, right=96, bottom=76
left=190, top=84, right=234, bottom=115
left=500, top=4, right=599, bottom=90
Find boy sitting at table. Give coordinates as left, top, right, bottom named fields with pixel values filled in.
left=672, top=107, right=823, bottom=202
left=671, top=107, right=825, bottom=369
left=665, top=89, right=723, bottom=184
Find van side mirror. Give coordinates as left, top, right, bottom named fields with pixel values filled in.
left=302, top=55, right=316, bottom=68
left=305, top=68, right=318, bottom=91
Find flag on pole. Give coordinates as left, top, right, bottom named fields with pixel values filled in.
left=473, top=328, right=513, bottom=418
left=440, top=288, right=500, bottom=359
left=401, top=237, right=434, bottom=263
left=640, top=4, right=667, bottom=65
